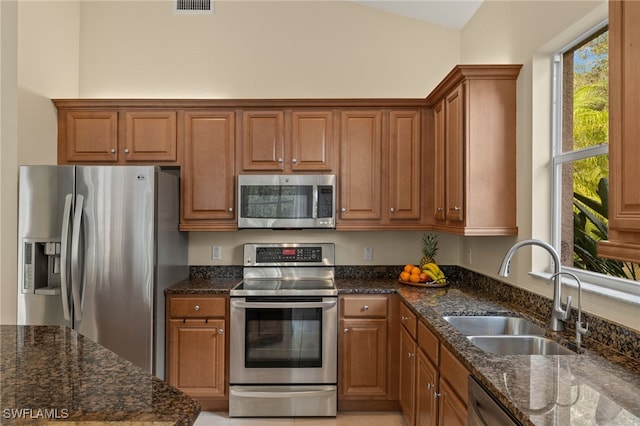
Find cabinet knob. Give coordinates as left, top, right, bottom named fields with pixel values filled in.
left=193, top=305, right=200, bottom=311
left=218, top=328, right=224, bottom=334
left=390, top=208, right=395, bottom=213
left=292, top=158, right=298, bottom=164
left=363, top=305, right=369, bottom=311
left=436, top=207, right=444, bottom=212
left=453, top=206, right=461, bottom=211
left=401, top=315, right=409, bottom=321
left=278, top=158, right=283, bottom=163
left=124, top=148, right=130, bottom=154
left=434, top=392, right=441, bottom=399
left=228, top=207, right=234, bottom=212
left=407, top=352, right=415, bottom=358
left=427, top=383, right=433, bottom=390
left=110, top=148, right=116, bottom=154
left=341, top=208, right=346, bottom=212
left=344, top=328, right=349, bottom=334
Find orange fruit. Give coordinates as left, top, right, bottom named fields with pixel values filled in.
left=400, top=271, right=410, bottom=281
left=409, top=273, right=421, bottom=283
left=411, top=266, right=421, bottom=276
left=404, top=264, right=414, bottom=273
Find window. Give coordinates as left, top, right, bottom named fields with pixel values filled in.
left=552, top=22, right=640, bottom=286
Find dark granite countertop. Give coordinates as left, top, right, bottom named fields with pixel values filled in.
left=0, top=325, right=200, bottom=425
left=166, top=274, right=640, bottom=426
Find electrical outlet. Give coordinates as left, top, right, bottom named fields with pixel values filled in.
left=212, top=246, right=222, bottom=260
left=364, top=246, right=373, bottom=261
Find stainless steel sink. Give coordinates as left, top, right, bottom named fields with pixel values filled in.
left=467, top=335, right=575, bottom=355
left=443, top=315, right=545, bottom=336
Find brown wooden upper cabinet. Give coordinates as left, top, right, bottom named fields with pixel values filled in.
left=53, top=100, right=179, bottom=165
left=239, top=109, right=336, bottom=173
left=425, top=65, right=522, bottom=236
left=337, top=107, right=429, bottom=230
left=180, top=110, right=236, bottom=231
left=598, top=0, right=640, bottom=263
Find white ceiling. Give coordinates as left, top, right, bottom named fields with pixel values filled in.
left=353, top=0, right=484, bottom=30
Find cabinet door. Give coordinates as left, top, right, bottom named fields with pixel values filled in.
left=388, top=110, right=422, bottom=221
left=399, top=326, right=417, bottom=426
left=444, top=84, right=464, bottom=223
left=123, top=110, right=178, bottom=162
left=168, top=319, right=226, bottom=399
left=416, top=349, right=438, bottom=426
left=339, top=110, right=383, bottom=221
left=339, top=318, right=387, bottom=398
left=599, top=0, right=640, bottom=262
left=433, top=100, right=446, bottom=221
left=61, top=110, right=119, bottom=163
left=438, top=379, right=467, bottom=426
left=241, top=111, right=285, bottom=171
left=181, top=111, right=236, bottom=228
left=290, top=110, right=335, bottom=172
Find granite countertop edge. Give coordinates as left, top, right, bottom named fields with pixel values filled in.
left=166, top=276, right=640, bottom=426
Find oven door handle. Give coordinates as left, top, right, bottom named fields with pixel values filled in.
left=230, top=388, right=335, bottom=399
left=231, top=300, right=337, bottom=309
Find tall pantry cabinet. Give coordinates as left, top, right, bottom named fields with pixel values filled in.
left=598, top=0, right=640, bottom=263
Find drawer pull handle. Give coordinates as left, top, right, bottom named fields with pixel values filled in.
left=193, top=305, right=200, bottom=311
left=363, top=305, right=369, bottom=311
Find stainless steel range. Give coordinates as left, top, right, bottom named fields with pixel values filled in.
left=229, top=243, right=338, bottom=417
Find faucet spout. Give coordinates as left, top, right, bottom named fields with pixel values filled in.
left=498, top=239, right=570, bottom=331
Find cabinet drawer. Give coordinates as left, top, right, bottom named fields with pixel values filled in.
left=399, top=302, right=417, bottom=338
left=341, top=296, right=388, bottom=318
left=417, top=321, right=439, bottom=365
left=169, top=297, right=226, bottom=318
left=440, top=344, right=469, bottom=405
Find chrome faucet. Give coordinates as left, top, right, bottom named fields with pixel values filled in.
left=498, top=239, right=571, bottom=331
left=548, top=271, right=590, bottom=349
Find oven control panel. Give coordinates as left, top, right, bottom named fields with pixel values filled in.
left=243, top=243, right=335, bottom=266
left=256, top=246, right=321, bottom=262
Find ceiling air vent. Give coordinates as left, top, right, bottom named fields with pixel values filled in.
left=175, top=0, right=213, bottom=14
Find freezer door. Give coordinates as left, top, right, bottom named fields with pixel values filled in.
left=74, top=166, right=157, bottom=372
left=17, top=165, right=74, bottom=327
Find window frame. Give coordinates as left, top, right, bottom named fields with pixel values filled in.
left=550, top=19, right=640, bottom=300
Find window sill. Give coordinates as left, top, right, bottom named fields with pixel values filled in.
left=530, top=270, right=640, bottom=306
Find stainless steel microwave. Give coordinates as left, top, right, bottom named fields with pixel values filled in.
left=237, top=175, right=336, bottom=229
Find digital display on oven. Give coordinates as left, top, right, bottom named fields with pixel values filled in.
left=255, top=247, right=322, bottom=262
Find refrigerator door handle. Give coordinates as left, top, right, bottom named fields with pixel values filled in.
left=60, top=194, right=73, bottom=321
left=71, top=194, right=84, bottom=321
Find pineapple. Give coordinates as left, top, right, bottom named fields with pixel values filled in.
left=419, top=233, right=439, bottom=269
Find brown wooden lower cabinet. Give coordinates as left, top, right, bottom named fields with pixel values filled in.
left=338, top=294, right=400, bottom=411
left=399, top=302, right=470, bottom=426
left=166, top=295, right=229, bottom=411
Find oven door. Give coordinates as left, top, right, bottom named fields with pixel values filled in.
left=230, top=296, right=337, bottom=384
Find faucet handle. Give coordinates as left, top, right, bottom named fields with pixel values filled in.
left=563, top=295, right=573, bottom=320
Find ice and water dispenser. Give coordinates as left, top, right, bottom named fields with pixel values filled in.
left=22, top=239, right=62, bottom=295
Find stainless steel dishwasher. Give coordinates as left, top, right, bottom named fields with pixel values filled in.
left=468, top=376, right=522, bottom=426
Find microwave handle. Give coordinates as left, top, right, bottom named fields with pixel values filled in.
left=313, top=185, right=318, bottom=219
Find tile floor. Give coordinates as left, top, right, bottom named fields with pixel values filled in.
left=194, top=411, right=406, bottom=426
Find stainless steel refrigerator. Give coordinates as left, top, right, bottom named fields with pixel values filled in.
left=17, top=165, right=188, bottom=378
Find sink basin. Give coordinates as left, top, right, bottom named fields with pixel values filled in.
left=443, top=315, right=545, bottom=336
left=467, top=335, right=575, bottom=355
